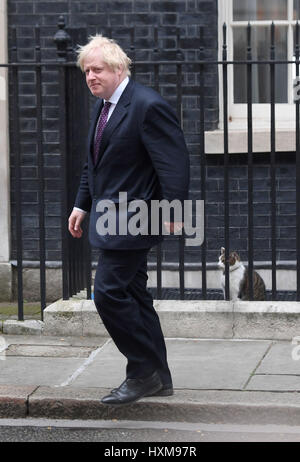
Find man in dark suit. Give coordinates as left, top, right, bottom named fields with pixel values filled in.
left=68, top=35, right=190, bottom=405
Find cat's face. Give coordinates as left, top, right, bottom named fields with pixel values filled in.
left=218, top=247, right=241, bottom=270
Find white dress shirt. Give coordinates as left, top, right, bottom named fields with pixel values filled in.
left=104, top=75, right=129, bottom=122
left=74, top=76, right=129, bottom=214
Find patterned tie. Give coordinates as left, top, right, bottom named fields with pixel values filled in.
left=93, top=101, right=111, bottom=164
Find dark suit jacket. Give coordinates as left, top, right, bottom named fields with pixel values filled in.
left=74, top=78, right=190, bottom=249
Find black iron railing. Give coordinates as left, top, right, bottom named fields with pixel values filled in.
left=5, top=17, right=300, bottom=320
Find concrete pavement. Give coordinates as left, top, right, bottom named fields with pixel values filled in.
left=1, top=333, right=300, bottom=424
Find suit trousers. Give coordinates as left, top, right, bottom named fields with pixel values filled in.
left=93, top=248, right=172, bottom=386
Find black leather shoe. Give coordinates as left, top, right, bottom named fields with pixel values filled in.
left=101, top=371, right=162, bottom=405
left=150, top=384, right=174, bottom=396
left=110, top=383, right=174, bottom=397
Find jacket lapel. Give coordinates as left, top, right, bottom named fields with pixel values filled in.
left=94, top=79, right=134, bottom=168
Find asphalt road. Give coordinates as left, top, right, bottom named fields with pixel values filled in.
left=1, top=418, right=300, bottom=443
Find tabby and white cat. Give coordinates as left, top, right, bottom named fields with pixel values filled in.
left=218, top=247, right=266, bottom=301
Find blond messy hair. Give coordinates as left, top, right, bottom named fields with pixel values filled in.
left=76, top=34, right=132, bottom=76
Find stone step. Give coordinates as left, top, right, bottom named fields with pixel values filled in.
left=38, top=299, right=300, bottom=340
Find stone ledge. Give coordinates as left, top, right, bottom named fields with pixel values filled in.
left=2, top=320, right=44, bottom=336
left=42, top=299, right=300, bottom=340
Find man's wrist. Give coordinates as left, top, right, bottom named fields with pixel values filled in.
left=73, top=207, right=87, bottom=214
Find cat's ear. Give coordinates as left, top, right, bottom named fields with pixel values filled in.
left=232, top=251, right=240, bottom=261
left=221, top=247, right=225, bottom=254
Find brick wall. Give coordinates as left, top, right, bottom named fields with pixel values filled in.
left=147, top=152, right=296, bottom=266
left=203, top=153, right=296, bottom=263
left=8, top=0, right=219, bottom=263
left=7, top=0, right=297, bottom=266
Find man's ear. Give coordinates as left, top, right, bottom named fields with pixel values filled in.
left=117, top=64, right=125, bottom=76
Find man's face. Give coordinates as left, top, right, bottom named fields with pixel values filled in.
left=83, top=49, right=123, bottom=100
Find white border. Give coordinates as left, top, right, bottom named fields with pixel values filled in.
left=0, top=0, right=10, bottom=261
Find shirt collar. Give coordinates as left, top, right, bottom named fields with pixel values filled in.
left=105, top=76, right=129, bottom=105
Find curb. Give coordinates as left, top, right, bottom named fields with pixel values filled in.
left=2, top=386, right=300, bottom=424
left=0, top=386, right=37, bottom=418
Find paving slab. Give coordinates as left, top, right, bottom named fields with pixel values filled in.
left=0, top=335, right=110, bottom=387
left=0, top=357, right=85, bottom=387
left=255, top=342, right=300, bottom=375
left=0, top=334, right=107, bottom=347
left=70, top=338, right=272, bottom=390
left=1, top=335, right=68, bottom=346
left=5, top=344, right=95, bottom=358
left=246, top=374, right=300, bottom=391
left=1, top=334, right=300, bottom=424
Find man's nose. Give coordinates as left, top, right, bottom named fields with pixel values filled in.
left=87, top=70, right=96, bottom=81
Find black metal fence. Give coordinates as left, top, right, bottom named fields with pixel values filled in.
left=6, top=17, right=300, bottom=320
left=9, top=19, right=92, bottom=320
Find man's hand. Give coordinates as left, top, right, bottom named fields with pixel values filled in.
left=164, top=221, right=184, bottom=234
left=68, top=209, right=86, bottom=238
